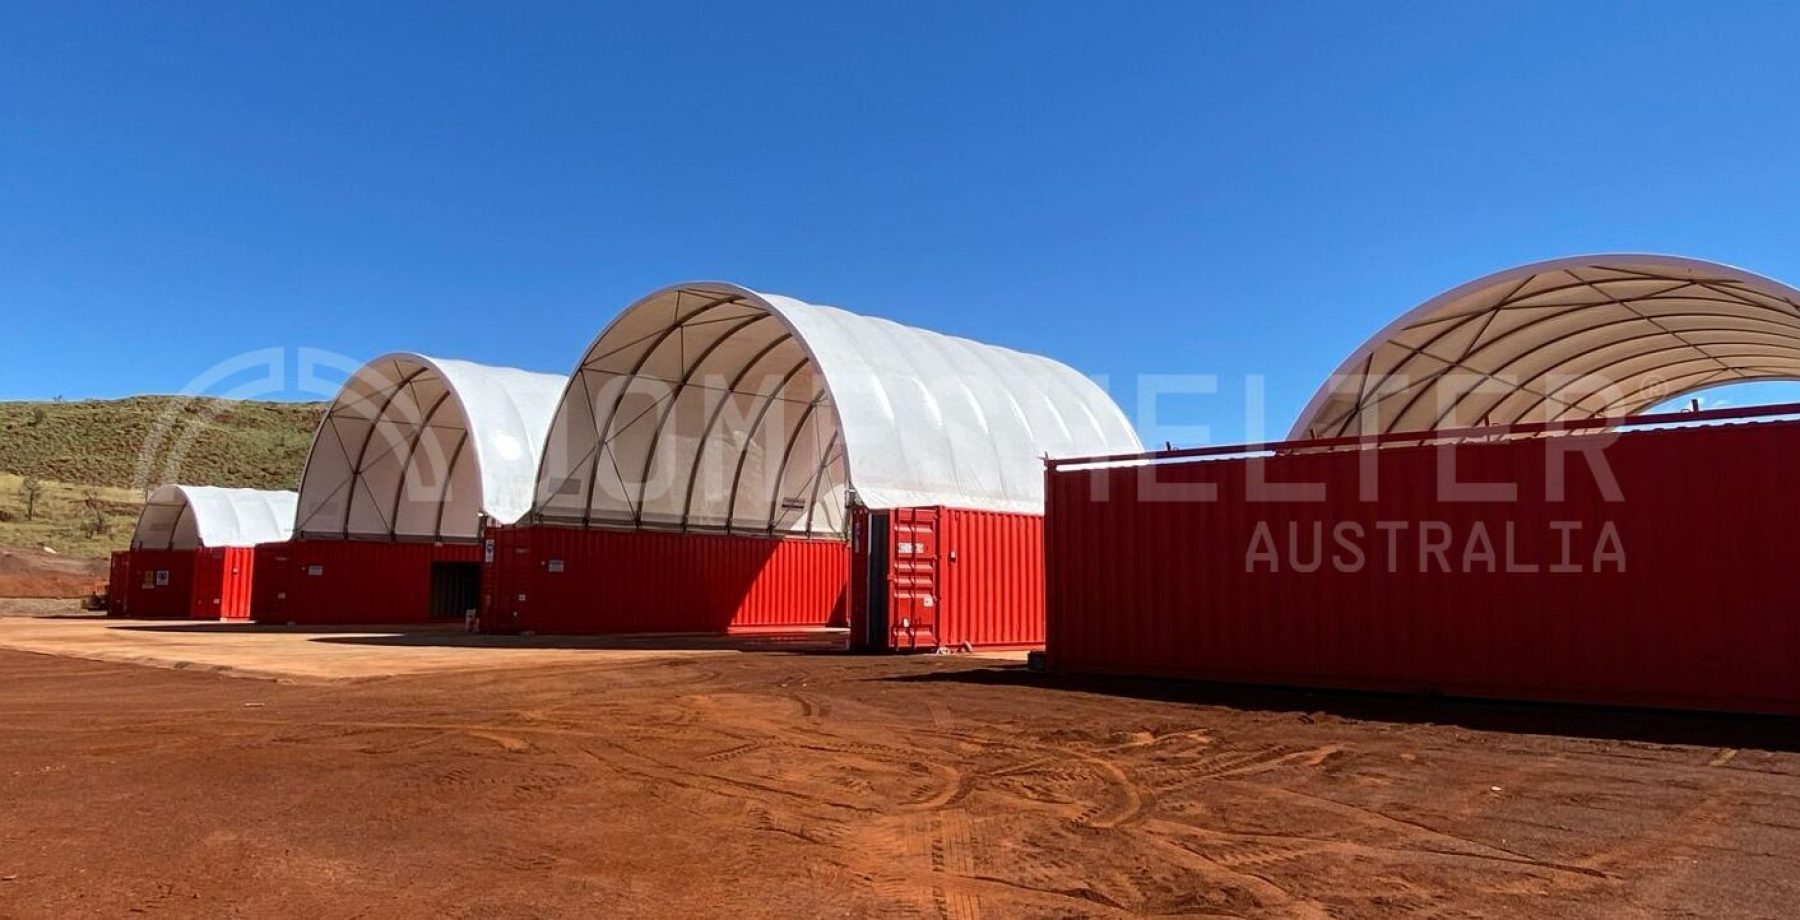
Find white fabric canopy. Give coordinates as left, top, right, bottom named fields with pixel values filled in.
left=532, top=281, right=1142, bottom=537
left=1292, top=254, right=1800, bottom=439
left=295, top=353, right=567, bottom=542
left=132, top=485, right=298, bottom=550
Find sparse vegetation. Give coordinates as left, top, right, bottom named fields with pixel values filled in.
left=0, top=474, right=144, bottom=557
left=0, top=396, right=322, bottom=493
left=82, top=490, right=107, bottom=538
left=0, top=397, right=324, bottom=558
left=20, top=478, right=42, bottom=520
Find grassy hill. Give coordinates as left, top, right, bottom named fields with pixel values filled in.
left=0, top=397, right=323, bottom=558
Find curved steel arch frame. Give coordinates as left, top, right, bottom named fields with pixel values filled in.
left=1292, top=254, right=1800, bottom=439
left=294, top=353, right=566, bottom=543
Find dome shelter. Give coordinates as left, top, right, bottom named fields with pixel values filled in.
left=263, top=354, right=567, bottom=626
left=531, top=281, right=1140, bottom=535
left=1291, top=254, right=1800, bottom=440
left=488, top=281, right=1143, bottom=648
left=131, top=485, right=297, bottom=551
left=110, top=485, right=297, bottom=620
left=295, top=353, right=567, bottom=542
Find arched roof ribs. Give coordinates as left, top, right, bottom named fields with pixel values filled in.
left=1293, top=255, right=1800, bottom=439
left=532, top=282, right=1142, bottom=536
left=294, top=354, right=566, bottom=542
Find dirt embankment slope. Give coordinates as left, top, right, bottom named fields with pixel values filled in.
left=0, top=546, right=106, bottom=598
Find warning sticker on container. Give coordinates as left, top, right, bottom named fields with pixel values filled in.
left=155, top=570, right=170, bottom=587
left=484, top=539, right=495, bottom=564
left=921, top=595, right=935, bottom=608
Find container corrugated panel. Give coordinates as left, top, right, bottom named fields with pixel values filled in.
left=107, top=551, right=132, bottom=616
left=938, top=508, right=1046, bottom=649
left=119, top=549, right=199, bottom=618
left=1046, top=418, right=1800, bottom=716
left=265, top=539, right=484, bottom=625
left=484, top=525, right=848, bottom=635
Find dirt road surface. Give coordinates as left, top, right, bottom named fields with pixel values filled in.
left=0, top=629, right=1796, bottom=918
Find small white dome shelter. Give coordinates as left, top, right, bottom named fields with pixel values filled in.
left=532, top=281, right=1142, bottom=537
left=131, top=485, right=298, bottom=551
left=295, top=353, right=567, bottom=542
left=1293, top=254, right=1800, bottom=439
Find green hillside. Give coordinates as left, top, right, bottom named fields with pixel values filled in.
left=0, top=397, right=322, bottom=492
left=0, top=397, right=323, bottom=558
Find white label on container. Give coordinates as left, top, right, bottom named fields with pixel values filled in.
left=306, top=565, right=324, bottom=576
left=921, top=595, right=935, bottom=608
left=547, top=559, right=565, bottom=573
left=155, top=570, right=169, bottom=587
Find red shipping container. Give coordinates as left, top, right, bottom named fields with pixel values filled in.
left=851, top=507, right=1047, bottom=651
left=482, top=525, right=847, bottom=636
left=109, top=548, right=255, bottom=619
left=115, top=549, right=198, bottom=618
left=263, top=539, right=484, bottom=626
left=107, top=551, right=132, bottom=616
left=1046, top=413, right=1800, bottom=716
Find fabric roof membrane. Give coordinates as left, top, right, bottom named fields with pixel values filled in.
left=295, top=353, right=566, bottom=542
left=131, top=485, right=298, bottom=550
left=1291, top=254, right=1800, bottom=439
left=533, top=281, right=1142, bottom=537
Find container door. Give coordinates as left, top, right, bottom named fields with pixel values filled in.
left=887, top=508, right=941, bottom=651
left=254, top=547, right=291, bottom=621
left=851, top=509, right=890, bottom=649
left=108, top=552, right=132, bottom=616
left=481, top=529, right=531, bottom=634
left=189, top=548, right=225, bottom=619
left=219, top=547, right=254, bottom=619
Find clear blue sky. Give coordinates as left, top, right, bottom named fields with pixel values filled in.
left=7, top=1, right=1800, bottom=443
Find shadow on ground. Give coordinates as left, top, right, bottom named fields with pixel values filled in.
left=886, top=666, right=1800, bottom=752
left=115, top=621, right=851, bottom=653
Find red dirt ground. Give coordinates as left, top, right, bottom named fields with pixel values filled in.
left=0, top=645, right=1796, bottom=918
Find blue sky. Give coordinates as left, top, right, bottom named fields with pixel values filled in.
left=6, top=1, right=1800, bottom=443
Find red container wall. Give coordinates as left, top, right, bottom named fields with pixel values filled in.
left=107, top=551, right=132, bottom=616
left=188, top=547, right=257, bottom=620
left=939, top=508, right=1045, bottom=649
left=849, top=507, right=1046, bottom=651
left=1047, top=419, right=1800, bottom=716
left=118, top=549, right=199, bottom=618
left=251, top=543, right=292, bottom=621
left=267, top=539, right=483, bottom=625
left=485, top=526, right=848, bottom=635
